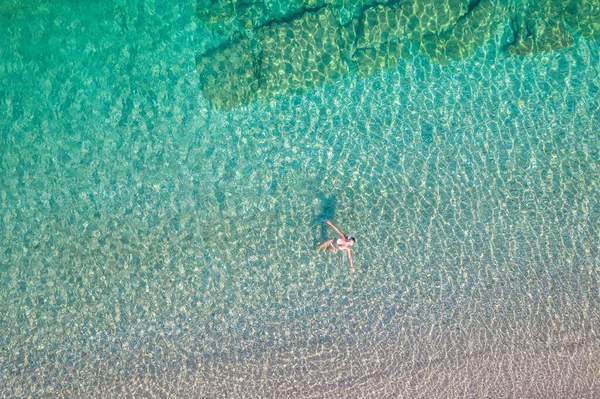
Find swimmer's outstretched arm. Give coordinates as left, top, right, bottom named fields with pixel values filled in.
left=347, top=249, right=355, bottom=273
left=326, top=220, right=347, bottom=239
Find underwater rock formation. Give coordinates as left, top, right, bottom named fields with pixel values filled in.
left=196, top=0, right=600, bottom=109
left=507, top=0, right=574, bottom=56
left=196, top=5, right=353, bottom=109
left=564, top=0, right=600, bottom=42
left=403, top=0, right=470, bottom=42
left=423, top=0, right=509, bottom=63
left=196, top=38, right=261, bottom=110
left=256, top=7, right=353, bottom=98
left=352, top=4, right=412, bottom=75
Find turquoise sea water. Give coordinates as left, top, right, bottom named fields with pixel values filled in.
left=1, top=1, right=600, bottom=398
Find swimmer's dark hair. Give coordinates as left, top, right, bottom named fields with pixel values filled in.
left=348, top=237, right=356, bottom=244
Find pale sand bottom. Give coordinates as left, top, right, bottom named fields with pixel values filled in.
left=8, top=312, right=598, bottom=399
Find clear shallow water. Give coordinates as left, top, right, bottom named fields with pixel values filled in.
left=1, top=1, right=600, bottom=398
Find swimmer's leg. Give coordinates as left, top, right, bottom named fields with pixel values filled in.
left=316, top=238, right=337, bottom=252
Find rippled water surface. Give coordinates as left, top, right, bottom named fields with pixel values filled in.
left=1, top=1, right=600, bottom=398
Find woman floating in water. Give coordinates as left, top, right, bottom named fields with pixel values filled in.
left=316, top=219, right=356, bottom=273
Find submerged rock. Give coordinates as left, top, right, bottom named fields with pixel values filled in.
left=195, top=0, right=595, bottom=109
left=507, top=0, right=574, bottom=56
left=256, top=7, right=352, bottom=99
left=508, top=18, right=574, bottom=56
left=564, top=0, right=600, bottom=42
left=423, top=0, right=509, bottom=63
left=196, top=6, right=354, bottom=109
left=402, top=0, right=469, bottom=42
left=196, top=38, right=261, bottom=110
left=353, top=4, right=412, bottom=75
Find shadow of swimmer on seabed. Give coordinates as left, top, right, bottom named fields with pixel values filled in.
left=316, top=219, right=356, bottom=273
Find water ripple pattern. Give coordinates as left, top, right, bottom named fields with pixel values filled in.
left=1, top=1, right=600, bottom=398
